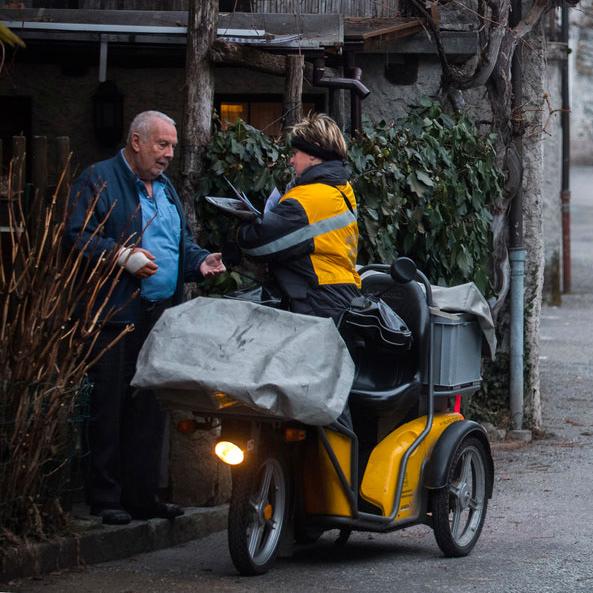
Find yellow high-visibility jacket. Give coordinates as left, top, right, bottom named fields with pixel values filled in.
left=238, top=161, right=361, bottom=318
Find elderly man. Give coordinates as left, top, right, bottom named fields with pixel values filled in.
left=66, top=111, right=225, bottom=525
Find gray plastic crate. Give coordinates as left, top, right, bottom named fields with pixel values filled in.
left=423, top=311, right=483, bottom=391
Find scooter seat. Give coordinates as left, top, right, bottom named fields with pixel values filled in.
left=349, top=381, right=421, bottom=415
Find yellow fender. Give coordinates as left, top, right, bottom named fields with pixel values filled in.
left=360, top=412, right=463, bottom=520
left=423, top=420, right=494, bottom=497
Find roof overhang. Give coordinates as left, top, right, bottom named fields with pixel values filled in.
left=370, top=30, right=479, bottom=60
left=0, top=9, right=478, bottom=66
left=344, top=17, right=478, bottom=59
left=344, top=16, right=424, bottom=48
left=0, top=9, right=342, bottom=51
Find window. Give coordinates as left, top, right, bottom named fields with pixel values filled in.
left=220, top=102, right=248, bottom=126
left=217, top=95, right=324, bottom=137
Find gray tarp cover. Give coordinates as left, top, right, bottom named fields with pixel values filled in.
left=131, top=297, right=355, bottom=425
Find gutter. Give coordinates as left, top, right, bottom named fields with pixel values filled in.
left=4, top=20, right=190, bottom=34
left=2, top=19, right=320, bottom=48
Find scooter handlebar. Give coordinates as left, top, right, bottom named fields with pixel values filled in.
left=359, top=257, right=434, bottom=307
left=413, top=269, right=433, bottom=308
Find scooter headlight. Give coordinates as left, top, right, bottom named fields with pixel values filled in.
left=214, top=440, right=245, bottom=465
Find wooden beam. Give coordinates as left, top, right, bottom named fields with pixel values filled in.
left=344, top=17, right=422, bottom=40
left=180, top=0, right=217, bottom=235
left=55, top=136, right=71, bottom=223
left=283, top=54, right=304, bottom=131
left=210, top=39, right=286, bottom=75
left=11, top=136, right=26, bottom=201
left=359, top=19, right=423, bottom=40
left=210, top=40, right=313, bottom=79
left=31, top=136, right=47, bottom=204
left=30, top=135, right=47, bottom=236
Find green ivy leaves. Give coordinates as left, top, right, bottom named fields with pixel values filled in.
left=350, top=102, right=502, bottom=293
left=196, top=101, right=502, bottom=295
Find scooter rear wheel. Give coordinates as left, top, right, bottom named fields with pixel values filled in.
left=431, top=436, right=489, bottom=557
left=228, top=451, right=289, bottom=575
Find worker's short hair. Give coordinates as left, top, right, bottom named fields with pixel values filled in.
left=289, top=113, right=348, bottom=161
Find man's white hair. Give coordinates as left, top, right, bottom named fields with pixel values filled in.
left=127, top=111, right=176, bottom=144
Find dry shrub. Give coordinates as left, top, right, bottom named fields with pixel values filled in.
left=0, top=157, right=131, bottom=546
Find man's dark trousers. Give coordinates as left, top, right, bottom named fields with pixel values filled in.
left=86, top=301, right=170, bottom=513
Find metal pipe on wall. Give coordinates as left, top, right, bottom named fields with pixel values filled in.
left=509, top=248, right=526, bottom=429
left=312, top=57, right=370, bottom=135
left=349, top=66, right=363, bottom=135
left=509, top=0, right=526, bottom=431
left=561, top=0, right=571, bottom=294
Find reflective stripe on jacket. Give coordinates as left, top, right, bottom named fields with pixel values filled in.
left=238, top=177, right=361, bottom=300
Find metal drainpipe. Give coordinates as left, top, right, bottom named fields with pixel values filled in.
left=561, top=0, right=571, bottom=293
left=349, top=66, right=363, bottom=134
left=345, top=52, right=363, bottom=134
left=509, top=249, right=526, bottom=429
left=313, top=57, right=370, bottom=135
left=509, top=0, right=526, bottom=431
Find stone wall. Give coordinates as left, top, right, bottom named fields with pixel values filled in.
left=0, top=63, right=184, bottom=175
left=0, top=63, right=298, bottom=177
left=570, top=0, right=593, bottom=164
left=0, top=52, right=498, bottom=175
left=542, top=43, right=565, bottom=305
left=357, top=54, right=492, bottom=125
left=0, top=54, right=496, bottom=173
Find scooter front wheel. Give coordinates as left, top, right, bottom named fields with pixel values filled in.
left=228, top=451, right=289, bottom=575
left=431, top=436, right=489, bottom=557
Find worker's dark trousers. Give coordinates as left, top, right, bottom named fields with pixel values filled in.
left=85, top=300, right=170, bottom=512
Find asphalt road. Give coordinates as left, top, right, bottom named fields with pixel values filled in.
left=10, top=168, right=593, bottom=593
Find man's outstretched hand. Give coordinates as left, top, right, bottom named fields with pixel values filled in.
left=200, top=252, right=226, bottom=278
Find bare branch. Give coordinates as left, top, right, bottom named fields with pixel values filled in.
left=456, top=0, right=512, bottom=90
left=408, top=0, right=454, bottom=89
left=512, top=0, right=555, bottom=40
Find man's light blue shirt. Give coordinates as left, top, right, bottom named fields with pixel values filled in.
left=121, top=150, right=181, bottom=302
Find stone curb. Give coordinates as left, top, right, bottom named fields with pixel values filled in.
left=0, top=505, right=228, bottom=582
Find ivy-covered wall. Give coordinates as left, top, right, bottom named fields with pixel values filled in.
left=197, top=100, right=503, bottom=297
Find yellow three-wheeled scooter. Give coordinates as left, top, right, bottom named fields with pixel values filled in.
left=194, top=257, right=494, bottom=575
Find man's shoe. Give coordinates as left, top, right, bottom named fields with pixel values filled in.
left=128, top=502, right=184, bottom=520
left=91, top=508, right=132, bottom=525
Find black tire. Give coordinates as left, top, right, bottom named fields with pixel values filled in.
left=228, top=451, right=289, bottom=575
left=431, top=436, right=490, bottom=557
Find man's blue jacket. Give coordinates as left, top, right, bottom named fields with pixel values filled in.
left=65, top=151, right=210, bottom=324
